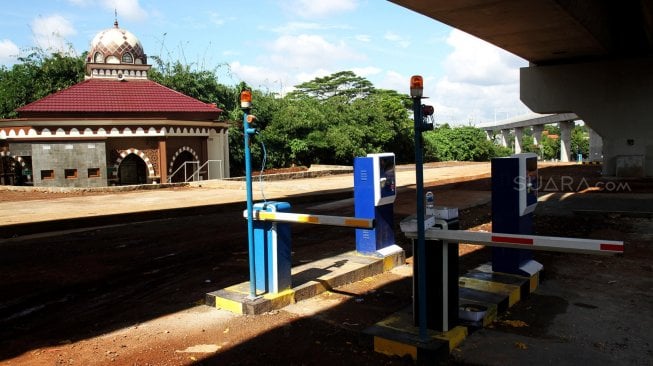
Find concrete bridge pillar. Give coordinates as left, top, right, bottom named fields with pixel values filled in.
left=559, top=121, right=574, bottom=162
left=500, top=129, right=510, bottom=147
left=589, top=127, right=603, bottom=162
left=514, top=127, right=523, bottom=154
left=521, top=57, right=653, bottom=177
left=531, top=125, right=544, bottom=148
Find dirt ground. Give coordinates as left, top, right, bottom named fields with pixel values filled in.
left=0, top=164, right=651, bottom=365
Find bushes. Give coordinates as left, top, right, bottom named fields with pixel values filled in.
left=423, top=125, right=506, bottom=162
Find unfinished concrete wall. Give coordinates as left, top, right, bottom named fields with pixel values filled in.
left=31, top=141, right=107, bottom=187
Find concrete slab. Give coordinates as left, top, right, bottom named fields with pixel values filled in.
left=206, top=249, right=406, bottom=315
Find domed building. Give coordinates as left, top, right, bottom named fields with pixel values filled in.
left=0, top=21, right=230, bottom=187
left=86, top=20, right=150, bottom=80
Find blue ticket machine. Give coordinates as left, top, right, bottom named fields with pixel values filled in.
left=253, top=201, right=292, bottom=294
left=354, top=153, right=396, bottom=254
left=491, top=153, right=541, bottom=276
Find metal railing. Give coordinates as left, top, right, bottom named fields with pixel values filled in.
left=168, top=161, right=199, bottom=183
left=197, top=160, right=224, bottom=181
left=167, top=160, right=223, bottom=183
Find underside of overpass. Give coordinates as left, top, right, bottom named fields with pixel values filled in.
left=390, top=0, right=653, bottom=177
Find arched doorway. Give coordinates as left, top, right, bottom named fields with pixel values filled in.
left=118, top=153, right=147, bottom=185
left=0, top=156, right=18, bottom=185
left=169, top=151, right=197, bottom=183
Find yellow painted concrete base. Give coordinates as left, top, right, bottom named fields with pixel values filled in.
left=206, top=249, right=406, bottom=315
left=366, top=263, right=542, bottom=363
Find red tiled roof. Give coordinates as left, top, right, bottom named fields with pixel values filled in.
left=17, top=79, right=222, bottom=119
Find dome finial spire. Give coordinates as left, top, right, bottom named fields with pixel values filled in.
left=114, top=9, right=119, bottom=28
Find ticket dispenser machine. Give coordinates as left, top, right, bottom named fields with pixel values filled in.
left=491, top=153, right=542, bottom=276
left=253, top=201, right=292, bottom=294
left=354, top=153, right=396, bottom=254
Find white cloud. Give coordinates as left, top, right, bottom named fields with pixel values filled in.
left=355, top=34, right=371, bottom=43
left=208, top=11, right=225, bottom=26
left=229, top=61, right=276, bottom=83
left=428, top=29, right=529, bottom=124
left=101, top=0, right=147, bottom=22
left=376, top=70, right=409, bottom=93
left=295, top=68, right=332, bottom=85
left=284, top=0, right=359, bottom=18
left=384, top=31, right=410, bottom=48
left=271, top=22, right=350, bottom=34
left=229, top=33, right=365, bottom=95
left=65, top=0, right=146, bottom=21
left=31, top=14, right=77, bottom=53
left=350, top=66, right=382, bottom=78
left=266, top=34, right=363, bottom=70
left=0, top=39, right=20, bottom=65
left=229, top=61, right=291, bottom=94
left=443, top=30, right=523, bottom=86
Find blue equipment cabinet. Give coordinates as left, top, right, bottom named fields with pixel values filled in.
left=491, top=153, right=541, bottom=276
left=354, top=153, right=396, bottom=254
left=253, top=201, right=292, bottom=293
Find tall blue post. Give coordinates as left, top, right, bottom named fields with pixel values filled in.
left=242, top=91, right=258, bottom=299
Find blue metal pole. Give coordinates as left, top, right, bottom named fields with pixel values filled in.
left=412, top=97, right=428, bottom=341
left=243, top=109, right=257, bottom=298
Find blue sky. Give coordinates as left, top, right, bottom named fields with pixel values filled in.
left=0, top=0, right=530, bottom=124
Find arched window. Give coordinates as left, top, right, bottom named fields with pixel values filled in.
left=93, top=52, right=104, bottom=63
left=122, top=52, right=133, bottom=63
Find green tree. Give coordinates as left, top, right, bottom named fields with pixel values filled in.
left=541, top=135, right=560, bottom=160
left=544, top=124, right=561, bottom=136
left=423, top=125, right=498, bottom=161
left=521, top=134, right=540, bottom=155
left=0, top=49, right=85, bottom=118
left=373, top=89, right=414, bottom=162
left=245, top=72, right=414, bottom=172
left=571, top=125, right=589, bottom=160
left=493, top=145, right=513, bottom=157
left=537, top=124, right=561, bottom=160
left=287, top=70, right=374, bottom=101
left=226, top=83, right=283, bottom=176
left=149, top=57, right=238, bottom=118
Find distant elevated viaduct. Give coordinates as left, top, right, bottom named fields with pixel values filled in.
left=477, top=112, right=603, bottom=163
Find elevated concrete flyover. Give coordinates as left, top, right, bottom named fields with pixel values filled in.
left=389, top=0, right=653, bottom=177
left=476, top=112, right=603, bottom=162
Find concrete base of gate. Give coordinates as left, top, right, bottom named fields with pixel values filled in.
left=363, top=262, right=541, bottom=363
left=205, top=245, right=405, bottom=315
left=364, top=306, right=469, bottom=363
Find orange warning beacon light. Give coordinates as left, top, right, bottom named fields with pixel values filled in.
left=240, top=89, right=252, bottom=109
left=410, top=75, right=423, bottom=98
